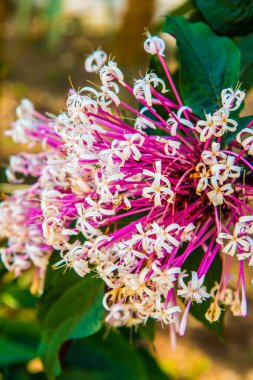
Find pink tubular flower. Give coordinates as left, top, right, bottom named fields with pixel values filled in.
left=1, top=34, right=253, bottom=338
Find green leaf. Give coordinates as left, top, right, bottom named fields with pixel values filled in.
left=236, top=33, right=253, bottom=90
left=38, top=261, right=104, bottom=377
left=138, top=347, right=169, bottom=380
left=58, top=330, right=170, bottom=380
left=163, top=16, right=241, bottom=116
left=196, top=0, right=253, bottom=36
left=181, top=246, right=224, bottom=335
left=1, top=366, right=45, bottom=380
left=0, top=319, right=40, bottom=366
left=241, top=65, right=253, bottom=91
left=237, top=33, right=253, bottom=74
left=170, top=0, right=195, bottom=17
left=138, top=319, right=156, bottom=343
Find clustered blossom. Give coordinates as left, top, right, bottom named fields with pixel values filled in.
left=0, top=187, right=51, bottom=293
left=0, top=34, right=253, bottom=339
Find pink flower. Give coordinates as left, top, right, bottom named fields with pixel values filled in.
left=1, top=33, right=253, bottom=339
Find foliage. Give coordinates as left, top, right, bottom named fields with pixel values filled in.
left=38, top=259, right=104, bottom=377
left=163, top=16, right=241, bottom=116
left=195, top=0, right=253, bottom=36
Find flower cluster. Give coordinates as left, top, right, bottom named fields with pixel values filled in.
left=0, top=186, right=51, bottom=293
left=1, top=33, right=253, bottom=338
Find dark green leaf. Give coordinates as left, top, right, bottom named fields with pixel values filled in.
left=236, top=33, right=253, bottom=90
left=58, top=330, right=169, bottom=380
left=163, top=16, right=241, bottom=116
left=196, top=0, right=253, bottom=36
left=170, top=0, right=195, bottom=17
left=38, top=261, right=104, bottom=377
left=1, top=366, right=47, bottom=380
left=241, top=65, right=253, bottom=91
left=237, top=33, right=253, bottom=74
left=0, top=337, right=36, bottom=367
left=0, top=319, right=40, bottom=366
left=138, top=319, right=156, bottom=343
left=138, top=347, right=169, bottom=380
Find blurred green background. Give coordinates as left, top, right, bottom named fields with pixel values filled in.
left=1, top=1, right=253, bottom=379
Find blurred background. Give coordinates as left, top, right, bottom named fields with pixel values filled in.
left=1, top=1, right=253, bottom=379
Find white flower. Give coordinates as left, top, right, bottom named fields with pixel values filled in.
left=236, top=128, right=253, bottom=156
left=180, top=223, right=196, bottom=242
left=84, top=235, right=111, bottom=260
left=16, top=99, right=34, bottom=118
left=152, top=222, right=181, bottom=255
left=100, top=60, right=124, bottom=87
left=152, top=298, right=180, bottom=325
left=217, top=228, right=250, bottom=256
left=124, top=267, right=153, bottom=297
left=85, top=196, right=115, bottom=219
left=207, top=176, right=234, bottom=206
left=134, top=107, right=156, bottom=131
left=96, top=261, right=119, bottom=288
left=26, top=245, right=49, bottom=267
left=196, top=112, right=215, bottom=142
left=135, top=116, right=156, bottom=131
left=131, top=222, right=154, bottom=252
left=42, top=217, right=63, bottom=247
left=9, top=119, right=33, bottom=144
left=133, top=73, right=167, bottom=106
left=151, top=261, right=181, bottom=288
left=144, top=34, right=165, bottom=56
left=201, top=142, right=227, bottom=166
left=9, top=255, right=31, bottom=277
left=167, top=106, right=194, bottom=136
left=212, top=108, right=238, bottom=135
left=142, top=177, right=174, bottom=207
left=143, top=161, right=171, bottom=187
left=116, top=242, right=138, bottom=267
left=76, top=204, right=102, bottom=239
left=84, top=50, right=108, bottom=73
left=177, top=271, right=210, bottom=303
left=117, top=241, right=147, bottom=260
left=113, top=133, right=145, bottom=163
left=142, top=162, right=174, bottom=207
left=104, top=303, right=131, bottom=325
left=156, top=137, right=181, bottom=156
left=95, top=173, right=119, bottom=202
left=238, top=216, right=253, bottom=235
left=60, top=245, right=90, bottom=277
left=81, top=84, right=120, bottom=111
left=197, top=109, right=237, bottom=141
left=195, top=163, right=210, bottom=194
left=67, top=93, right=98, bottom=123
left=211, top=155, right=241, bottom=183
left=221, top=87, right=245, bottom=111
left=237, top=244, right=253, bottom=263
